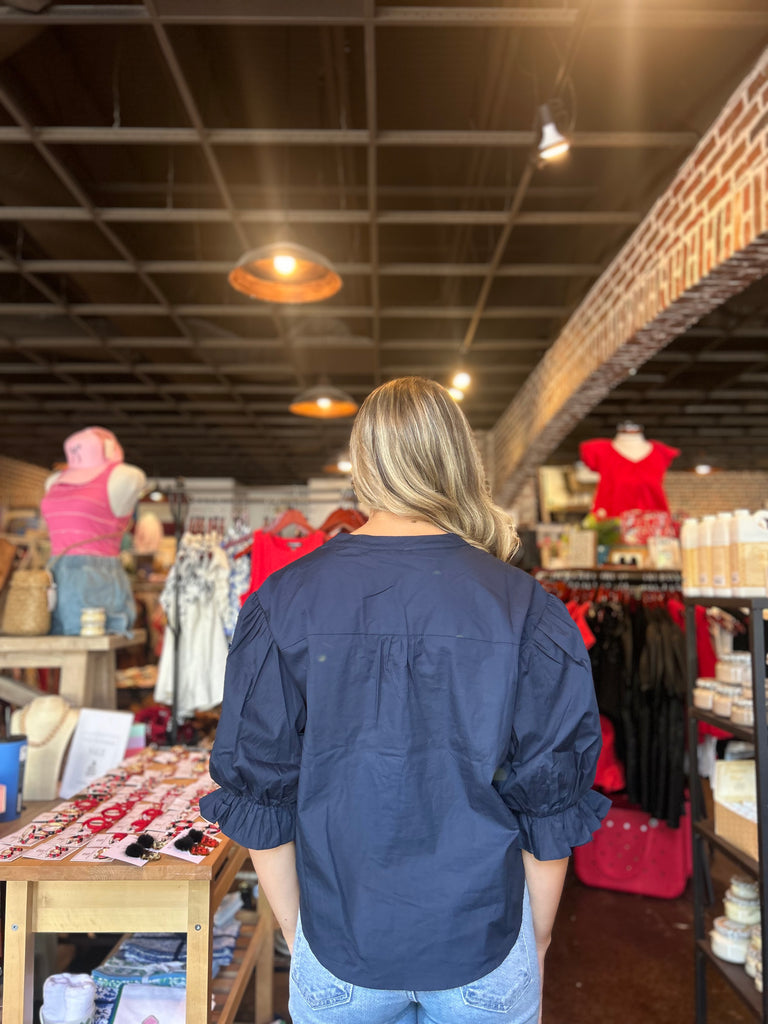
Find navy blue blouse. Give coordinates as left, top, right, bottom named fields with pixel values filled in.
left=200, top=532, right=609, bottom=991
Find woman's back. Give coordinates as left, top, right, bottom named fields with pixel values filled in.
left=207, top=531, right=604, bottom=990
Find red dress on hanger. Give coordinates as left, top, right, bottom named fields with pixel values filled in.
left=580, top=439, right=680, bottom=517
left=241, top=529, right=326, bottom=603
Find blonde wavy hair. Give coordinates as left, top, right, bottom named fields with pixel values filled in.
left=350, top=376, right=519, bottom=562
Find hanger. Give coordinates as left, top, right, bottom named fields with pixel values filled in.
left=318, top=507, right=366, bottom=536
left=267, top=507, right=314, bottom=536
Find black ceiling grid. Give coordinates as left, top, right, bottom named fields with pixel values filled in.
left=0, top=2, right=766, bottom=482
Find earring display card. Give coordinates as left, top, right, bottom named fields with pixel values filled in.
left=23, top=826, right=94, bottom=860
left=107, top=835, right=160, bottom=868
left=159, top=822, right=221, bottom=864
left=71, top=833, right=132, bottom=863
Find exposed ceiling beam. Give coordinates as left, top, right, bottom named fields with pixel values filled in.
left=0, top=4, right=764, bottom=29
left=0, top=206, right=642, bottom=226
left=0, top=361, right=535, bottom=376
left=0, top=126, right=698, bottom=147
left=0, top=259, right=604, bottom=277
left=0, top=302, right=570, bottom=318
left=1, top=335, right=551, bottom=352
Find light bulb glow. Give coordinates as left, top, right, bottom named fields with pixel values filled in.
left=452, top=371, right=471, bottom=390
left=273, top=253, right=298, bottom=276
left=448, top=387, right=464, bottom=402
left=317, top=395, right=333, bottom=410
left=694, top=464, right=713, bottom=475
left=539, top=140, right=570, bottom=161
left=337, top=458, right=352, bottom=473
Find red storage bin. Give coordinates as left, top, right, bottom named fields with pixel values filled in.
left=573, top=797, right=692, bottom=899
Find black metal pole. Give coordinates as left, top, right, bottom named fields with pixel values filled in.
left=167, top=481, right=187, bottom=746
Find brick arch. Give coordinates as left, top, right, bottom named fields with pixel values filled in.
left=492, top=48, right=768, bottom=505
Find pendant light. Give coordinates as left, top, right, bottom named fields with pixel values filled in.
left=228, top=242, right=343, bottom=304
left=289, top=382, right=358, bottom=419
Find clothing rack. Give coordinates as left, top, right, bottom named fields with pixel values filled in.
left=535, top=568, right=682, bottom=588
left=163, top=487, right=359, bottom=741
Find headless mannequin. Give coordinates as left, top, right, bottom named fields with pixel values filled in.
left=40, top=427, right=145, bottom=634
left=10, top=696, right=79, bottom=800
left=580, top=423, right=679, bottom=517
left=610, top=421, right=652, bottom=462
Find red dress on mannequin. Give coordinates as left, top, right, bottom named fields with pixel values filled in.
left=580, top=439, right=680, bottom=517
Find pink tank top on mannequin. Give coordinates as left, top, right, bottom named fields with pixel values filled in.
left=41, top=464, right=132, bottom=557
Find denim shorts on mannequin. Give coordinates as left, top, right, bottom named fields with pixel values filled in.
left=51, top=555, right=135, bottom=636
left=289, top=887, right=540, bottom=1024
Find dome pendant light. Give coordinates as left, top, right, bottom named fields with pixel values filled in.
left=289, top=383, right=358, bottom=419
left=228, top=242, right=342, bottom=304
left=537, top=104, right=570, bottom=161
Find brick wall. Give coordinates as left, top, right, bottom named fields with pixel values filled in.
left=666, top=471, right=768, bottom=519
left=0, top=454, right=49, bottom=511
left=493, top=46, right=768, bottom=504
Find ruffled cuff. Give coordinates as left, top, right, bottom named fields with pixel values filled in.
left=515, top=789, right=611, bottom=860
left=199, top=787, right=297, bottom=850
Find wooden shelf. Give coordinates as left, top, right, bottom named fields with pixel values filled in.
left=691, top=707, right=753, bottom=743
left=212, top=913, right=270, bottom=1024
left=694, top=818, right=759, bottom=875
left=687, top=596, right=768, bottom=1022
left=684, top=597, right=768, bottom=611
left=697, top=939, right=762, bottom=1018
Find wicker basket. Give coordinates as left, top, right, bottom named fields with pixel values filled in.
left=0, top=569, right=52, bottom=636
left=715, top=801, right=758, bottom=861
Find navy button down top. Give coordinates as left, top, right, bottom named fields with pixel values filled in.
left=200, top=532, right=609, bottom=991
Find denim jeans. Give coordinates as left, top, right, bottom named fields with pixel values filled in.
left=289, top=888, right=540, bottom=1024
left=50, top=555, right=135, bottom=636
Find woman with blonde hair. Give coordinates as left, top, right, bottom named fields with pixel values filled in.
left=202, top=376, right=608, bottom=1024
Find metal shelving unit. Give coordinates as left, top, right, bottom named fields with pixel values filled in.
left=686, top=596, right=768, bottom=1022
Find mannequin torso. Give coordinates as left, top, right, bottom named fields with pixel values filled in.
left=610, top=430, right=653, bottom=463
left=10, top=696, right=79, bottom=800
left=44, top=463, right=146, bottom=517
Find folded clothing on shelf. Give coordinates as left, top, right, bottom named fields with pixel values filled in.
left=91, top=916, right=241, bottom=1023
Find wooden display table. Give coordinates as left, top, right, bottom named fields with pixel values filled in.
left=1, top=802, right=275, bottom=1024
left=0, top=631, right=146, bottom=708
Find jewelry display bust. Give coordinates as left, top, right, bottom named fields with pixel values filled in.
left=10, top=695, right=79, bottom=800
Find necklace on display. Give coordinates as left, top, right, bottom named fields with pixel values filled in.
left=19, top=701, right=73, bottom=748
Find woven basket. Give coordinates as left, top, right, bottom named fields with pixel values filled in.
left=0, top=569, right=51, bottom=636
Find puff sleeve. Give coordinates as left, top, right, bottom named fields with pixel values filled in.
left=199, top=593, right=305, bottom=850
left=496, top=592, right=610, bottom=860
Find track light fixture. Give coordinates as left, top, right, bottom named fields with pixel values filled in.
left=537, top=104, right=570, bottom=161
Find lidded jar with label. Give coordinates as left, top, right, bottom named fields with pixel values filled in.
left=711, top=916, right=751, bottom=963
left=713, top=684, right=741, bottom=718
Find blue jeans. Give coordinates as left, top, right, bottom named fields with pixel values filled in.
left=289, top=889, right=540, bottom=1024
left=50, top=555, right=135, bottom=636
